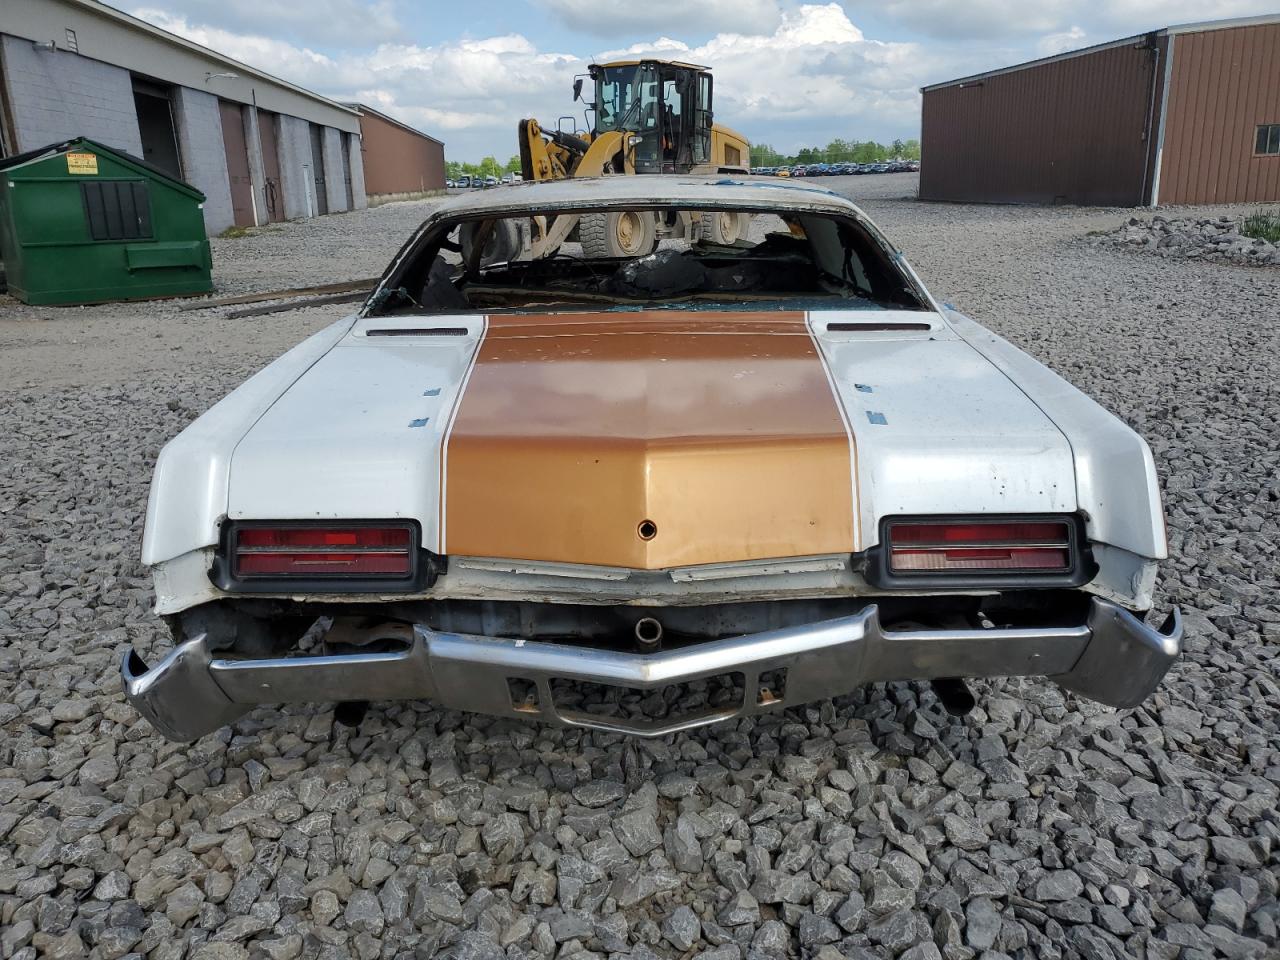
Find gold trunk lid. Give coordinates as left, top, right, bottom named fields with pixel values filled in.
left=442, top=311, right=854, bottom=569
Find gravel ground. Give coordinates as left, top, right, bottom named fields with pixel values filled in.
left=1084, top=214, right=1280, bottom=268
left=0, top=200, right=437, bottom=390
left=2, top=173, right=1278, bottom=960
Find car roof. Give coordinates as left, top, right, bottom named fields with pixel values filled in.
left=427, top=174, right=864, bottom=221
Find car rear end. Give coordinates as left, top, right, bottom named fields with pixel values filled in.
left=125, top=508, right=1179, bottom=742
left=121, top=180, right=1181, bottom=741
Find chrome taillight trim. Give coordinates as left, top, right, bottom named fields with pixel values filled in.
left=210, top=520, right=440, bottom=594
left=864, top=514, right=1093, bottom=590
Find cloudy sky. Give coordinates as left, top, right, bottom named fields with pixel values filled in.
left=123, top=1, right=1275, bottom=160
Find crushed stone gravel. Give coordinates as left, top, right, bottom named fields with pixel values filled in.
left=1084, top=212, right=1280, bottom=268
left=1, top=173, right=1277, bottom=959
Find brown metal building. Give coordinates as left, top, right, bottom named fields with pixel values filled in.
left=920, top=15, right=1280, bottom=206
left=347, top=103, right=445, bottom=197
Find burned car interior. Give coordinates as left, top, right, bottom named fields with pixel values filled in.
left=368, top=207, right=929, bottom=315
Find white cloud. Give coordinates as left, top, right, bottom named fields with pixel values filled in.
left=536, top=0, right=783, bottom=37
left=128, top=0, right=399, bottom=47
left=844, top=0, right=1074, bottom=39
left=130, top=4, right=944, bottom=158
left=848, top=0, right=1277, bottom=40
left=591, top=5, right=927, bottom=139
left=1091, top=0, right=1277, bottom=33
left=134, top=9, right=340, bottom=79
left=1037, top=25, right=1087, bottom=56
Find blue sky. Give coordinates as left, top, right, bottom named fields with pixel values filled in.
left=124, top=1, right=1278, bottom=161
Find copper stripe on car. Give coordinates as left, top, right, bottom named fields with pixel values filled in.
left=441, top=310, right=856, bottom=568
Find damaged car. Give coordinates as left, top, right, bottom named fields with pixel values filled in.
left=123, top=176, right=1182, bottom=741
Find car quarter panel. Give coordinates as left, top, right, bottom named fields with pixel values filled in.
left=141, top=317, right=358, bottom=567
left=808, top=311, right=1078, bottom=544
left=944, top=309, right=1167, bottom=560
left=225, top=315, right=487, bottom=551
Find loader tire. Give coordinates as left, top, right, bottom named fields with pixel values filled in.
left=580, top=211, right=656, bottom=258
left=699, top=210, right=750, bottom=245
left=460, top=218, right=521, bottom=267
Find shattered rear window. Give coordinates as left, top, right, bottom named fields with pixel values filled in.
left=368, top=205, right=928, bottom=316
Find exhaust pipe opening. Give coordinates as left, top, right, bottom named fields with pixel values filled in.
left=932, top=677, right=975, bottom=717
left=634, top=617, right=663, bottom=649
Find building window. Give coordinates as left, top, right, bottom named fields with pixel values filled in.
left=1257, top=124, right=1280, bottom=156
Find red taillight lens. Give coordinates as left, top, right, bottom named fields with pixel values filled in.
left=233, top=525, right=413, bottom=579
left=888, top=519, right=1072, bottom=574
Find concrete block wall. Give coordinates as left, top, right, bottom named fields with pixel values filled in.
left=2, top=34, right=141, bottom=155
left=275, top=114, right=314, bottom=219
left=347, top=133, right=368, bottom=211
left=1, top=33, right=371, bottom=227
left=171, top=86, right=233, bottom=235
left=321, top=125, right=347, bottom=212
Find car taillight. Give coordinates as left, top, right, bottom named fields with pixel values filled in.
left=887, top=519, right=1073, bottom=574
left=233, top=525, right=414, bottom=579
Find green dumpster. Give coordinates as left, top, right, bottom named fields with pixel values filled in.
left=0, top=137, right=213, bottom=305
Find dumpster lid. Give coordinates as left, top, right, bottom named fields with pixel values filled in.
left=0, top=138, right=206, bottom=201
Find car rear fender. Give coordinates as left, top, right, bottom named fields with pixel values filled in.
left=141, top=316, right=358, bottom=567
left=944, top=308, right=1167, bottom=561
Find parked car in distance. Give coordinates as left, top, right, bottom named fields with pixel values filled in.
left=123, top=176, right=1182, bottom=742
left=455, top=175, right=471, bottom=188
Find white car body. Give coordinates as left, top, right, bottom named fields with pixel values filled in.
left=124, top=177, right=1181, bottom=741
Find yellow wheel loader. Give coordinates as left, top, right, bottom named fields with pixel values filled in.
left=513, top=59, right=754, bottom=258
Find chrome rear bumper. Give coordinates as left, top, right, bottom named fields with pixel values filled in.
left=121, top=598, right=1181, bottom=741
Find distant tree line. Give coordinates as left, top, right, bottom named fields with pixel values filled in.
left=445, top=156, right=523, bottom=179
left=750, top=138, right=921, bottom=166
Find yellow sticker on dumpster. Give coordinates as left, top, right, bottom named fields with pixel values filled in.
left=66, top=153, right=98, bottom=175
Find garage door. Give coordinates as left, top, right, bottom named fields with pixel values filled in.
left=219, top=101, right=255, bottom=227
left=257, top=109, right=286, bottom=222
left=309, top=124, right=328, bottom=216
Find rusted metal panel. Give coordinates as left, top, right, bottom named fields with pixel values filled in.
left=255, top=109, right=286, bottom=222
left=921, top=40, right=1159, bottom=205
left=357, top=108, right=445, bottom=196
left=1158, top=23, right=1280, bottom=204
left=218, top=100, right=254, bottom=227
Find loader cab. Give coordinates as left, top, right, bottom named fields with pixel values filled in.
left=586, top=59, right=713, bottom=174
